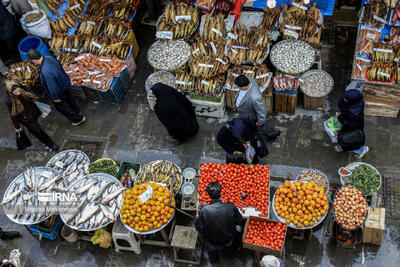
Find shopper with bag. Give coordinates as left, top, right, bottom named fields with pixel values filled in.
left=217, top=117, right=268, bottom=164
left=4, top=80, right=58, bottom=151
left=333, top=89, right=369, bottom=158
left=27, top=49, right=86, bottom=126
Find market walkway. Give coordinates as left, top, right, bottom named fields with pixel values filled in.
left=0, top=26, right=399, bottom=266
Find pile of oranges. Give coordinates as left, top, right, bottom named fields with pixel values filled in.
left=274, top=180, right=329, bottom=228
left=120, top=182, right=175, bottom=232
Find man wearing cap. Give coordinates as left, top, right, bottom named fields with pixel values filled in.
left=27, top=49, right=85, bottom=126
left=234, top=75, right=280, bottom=141
left=195, top=182, right=244, bottom=263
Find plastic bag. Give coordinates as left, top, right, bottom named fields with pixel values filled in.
left=245, top=143, right=256, bottom=164
left=91, top=229, right=112, bottom=248
left=34, top=101, right=51, bottom=118
left=20, top=10, right=52, bottom=39
left=9, top=249, right=21, bottom=267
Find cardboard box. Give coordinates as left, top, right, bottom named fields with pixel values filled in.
left=363, top=207, right=385, bottom=245
left=242, top=216, right=287, bottom=257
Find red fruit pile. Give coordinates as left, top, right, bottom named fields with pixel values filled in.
left=245, top=220, right=286, bottom=250
left=199, top=163, right=270, bottom=217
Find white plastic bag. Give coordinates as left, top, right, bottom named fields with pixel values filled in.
left=20, top=9, right=52, bottom=39
left=34, top=101, right=51, bottom=118
left=245, top=144, right=256, bottom=164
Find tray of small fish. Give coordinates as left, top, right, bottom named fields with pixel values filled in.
left=300, top=70, right=334, bottom=97
left=60, top=173, right=125, bottom=231
left=135, top=160, right=183, bottom=194
left=147, top=40, right=191, bottom=71
left=270, top=40, right=315, bottom=74
left=1, top=167, right=66, bottom=225
left=46, top=150, right=90, bottom=186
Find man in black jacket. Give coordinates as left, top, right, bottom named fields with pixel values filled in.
left=195, top=182, right=244, bottom=263
left=0, top=2, right=19, bottom=64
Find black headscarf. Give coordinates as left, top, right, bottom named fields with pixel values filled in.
left=151, top=83, right=199, bottom=140
left=338, top=89, right=364, bottom=118
left=206, top=182, right=222, bottom=200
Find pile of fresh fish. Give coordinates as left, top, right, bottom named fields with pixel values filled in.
left=300, top=70, right=334, bottom=97
left=136, top=160, right=182, bottom=194
left=1, top=167, right=65, bottom=225
left=147, top=40, right=191, bottom=71
left=270, top=40, right=315, bottom=74
left=46, top=150, right=90, bottom=186
left=61, top=174, right=125, bottom=231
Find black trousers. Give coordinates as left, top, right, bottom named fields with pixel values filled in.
left=53, top=89, right=83, bottom=123
left=145, top=0, right=161, bottom=19
left=207, top=238, right=237, bottom=263
left=21, top=120, right=55, bottom=148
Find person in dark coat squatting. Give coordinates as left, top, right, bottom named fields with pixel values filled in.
left=195, top=182, right=244, bottom=264
left=234, top=75, right=280, bottom=141
left=217, top=117, right=263, bottom=164
left=334, top=89, right=369, bottom=159
left=26, top=49, right=85, bottom=126
left=151, top=83, right=199, bottom=145
left=4, top=80, right=58, bottom=150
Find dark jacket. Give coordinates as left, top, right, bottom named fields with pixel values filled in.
left=40, top=56, right=71, bottom=100
left=151, top=83, right=199, bottom=140
left=217, top=118, right=258, bottom=154
left=0, top=2, right=16, bottom=40
left=195, top=200, right=243, bottom=245
left=338, top=89, right=364, bottom=132
left=4, top=92, right=41, bottom=129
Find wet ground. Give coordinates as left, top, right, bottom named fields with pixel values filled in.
left=0, top=14, right=400, bottom=267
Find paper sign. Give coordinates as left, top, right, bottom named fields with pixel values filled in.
left=232, top=73, right=239, bottom=77
left=41, top=170, right=53, bottom=179
left=93, top=80, right=101, bottom=84
left=215, top=57, right=227, bottom=65
left=65, top=70, right=73, bottom=74
left=243, top=70, right=254, bottom=74
left=366, top=33, right=376, bottom=39
left=377, top=71, right=391, bottom=78
left=211, top=28, right=223, bottom=36
left=232, top=45, right=249, bottom=49
left=99, top=58, right=112, bottom=62
left=55, top=161, right=64, bottom=169
left=257, top=36, right=264, bottom=45
left=373, top=15, right=387, bottom=24
left=201, top=80, right=210, bottom=86
left=71, top=48, right=77, bottom=52
left=91, top=41, right=102, bottom=49
left=293, top=2, right=308, bottom=10
left=356, top=64, right=362, bottom=71
left=88, top=70, right=101, bottom=75
left=192, top=48, right=200, bottom=54
left=256, top=73, right=269, bottom=79
left=16, top=67, right=22, bottom=71
left=70, top=4, right=80, bottom=10
left=82, top=79, right=90, bottom=83
left=74, top=55, right=85, bottom=61
left=199, top=63, right=214, bottom=68
left=175, top=15, right=191, bottom=21
left=139, top=185, right=153, bottom=203
left=373, top=48, right=392, bottom=53
left=87, top=21, right=95, bottom=25
left=26, top=66, right=31, bottom=73
left=176, top=80, right=186, bottom=85
left=210, top=42, right=217, bottom=55
left=285, top=25, right=302, bottom=31
left=228, top=32, right=238, bottom=39
left=355, top=57, right=371, bottom=62
left=156, top=31, right=173, bottom=39
left=231, top=48, right=238, bottom=54
left=284, top=29, right=299, bottom=39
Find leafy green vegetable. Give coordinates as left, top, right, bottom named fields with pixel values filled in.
left=345, top=165, right=380, bottom=195
left=89, top=159, right=118, bottom=177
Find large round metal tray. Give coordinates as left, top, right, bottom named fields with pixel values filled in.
left=2, top=166, right=64, bottom=225
left=59, top=173, right=123, bottom=232
left=340, top=162, right=381, bottom=196
left=296, top=168, right=330, bottom=194
left=145, top=71, right=176, bottom=94
left=270, top=39, right=315, bottom=74
left=333, top=185, right=369, bottom=231
left=272, top=181, right=329, bottom=230
left=46, top=149, right=90, bottom=186
left=147, top=39, right=191, bottom=71
left=300, top=70, right=334, bottom=97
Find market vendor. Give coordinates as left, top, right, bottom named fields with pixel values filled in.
left=234, top=75, right=280, bottom=141
left=217, top=117, right=266, bottom=164
left=195, top=182, right=244, bottom=264
left=151, top=83, right=199, bottom=145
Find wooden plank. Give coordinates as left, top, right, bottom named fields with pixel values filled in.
left=365, top=109, right=399, bottom=118
left=363, top=92, right=400, bottom=107
left=363, top=84, right=400, bottom=100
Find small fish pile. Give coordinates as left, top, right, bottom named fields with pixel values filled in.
left=46, top=150, right=90, bottom=186
left=300, top=70, right=334, bottom=97
left=24, top=12, right=43, bottom=23
left=147, top=71, right=176, bottom=90
left=273, top=74, right=300, bottom=91
left=370, top=43, right=394, bottom=63
left=110, top=3, right=136, bottom=21
left=62, top=53, right=126, bottom=91
left=43, top=0, right=64, bottom=15
left=1, top=167, right=65, bottom=225
left=190, top=39, right=225, bottom=59
left=157, top=3, right=199, bottom=39
left=147, top=40, right=191, bottom=71
left=61, top=174, right=125, bottom=231
left=6, top=62, right=39, bottom=87
left=77, top=15, right=106, bottom=36
left=270, top=39, right=315, bottom=74
left=85, top=0, right=114, bottom=17
left=261, top=7, right=281, bottom=32
left=200, top=14, right=225, bottom=41
left=136, top=160, right=183, bottom=194
left=367, top=62, right=394, bottom=82
left=175, top=74, right=225, bottom=96
left=175, top=73, right=196, bottom=92
left=225, top=65, right=271, bottom=90
left=362, top=0, right=387, bottom=28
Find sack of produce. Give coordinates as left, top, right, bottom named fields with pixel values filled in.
left=20, top=9, right=52, bottom=39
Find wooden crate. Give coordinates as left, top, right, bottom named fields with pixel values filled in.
left=363, top=207, right=385, bottom=245
left=304, top=95, right=324, bottom=110
left=242, top=216, right=287, bottom=257
left=263, top=90, right=273, bottom=113
left=363, top=83, right=400, bottom=118
left=364, top=101, right=399, bottom=118
left=274, top=91, right=297, bottom=115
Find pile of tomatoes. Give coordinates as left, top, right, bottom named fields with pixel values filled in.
left=199, top=163, right=270, bottom=217
left=244, top=219, right=286, bottom=250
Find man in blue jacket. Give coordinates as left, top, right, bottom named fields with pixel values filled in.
left=27, top=49, right=85, bottom=126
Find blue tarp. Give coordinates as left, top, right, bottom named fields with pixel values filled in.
left=250, top=0, right=335, bottom=16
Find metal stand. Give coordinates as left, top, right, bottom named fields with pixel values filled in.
left=135, top=218, right=176, bottom=247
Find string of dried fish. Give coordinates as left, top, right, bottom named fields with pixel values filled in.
left=6, top=62, right=40, bottom=87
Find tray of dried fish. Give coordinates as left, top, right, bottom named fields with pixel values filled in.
left=135, top=160, right=183, bottom=194
left=175, top=73, right=196, bottom=92
left=199, top=14, right=226, bottom=41
left=147, top=39, right=191, bottom=71
left=300, top=70, right=334, bottom=97
left=60, top=173, right=125, bottom=231
left=6, top=62, right=40, bottom=87
left=225, top=65, right=271, bottom=91
left=1, top=167, right=66, bottom=225
left=145, top=71, right=176, bottom=94
left=270, top=39, right=315, bottom=74
left=260, top=7, right=281, bottom=32
left=110, top=3, right=136, bottom=22
left=46, top=150, right=90, bottom=186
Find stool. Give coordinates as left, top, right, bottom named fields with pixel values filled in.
left=171, top=225, right=202, bottom=265
left=112, top=218, right=141, bottom=254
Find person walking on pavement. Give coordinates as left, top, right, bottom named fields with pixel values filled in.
left=195, top=182, right=244, bottom=264
left=0, top=2, right=20, bottom=64
left=234, top=75, right=280, bottom=141
left=26, top=49, right=86, bottom=126
left=4, top=80, right=58, bottom=151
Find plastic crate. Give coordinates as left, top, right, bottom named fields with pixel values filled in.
left=116, top=161, right=141, bottom=180
left=100, top=69, right=131, bottom=104
left=29, top=216, right=64, bottom=240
